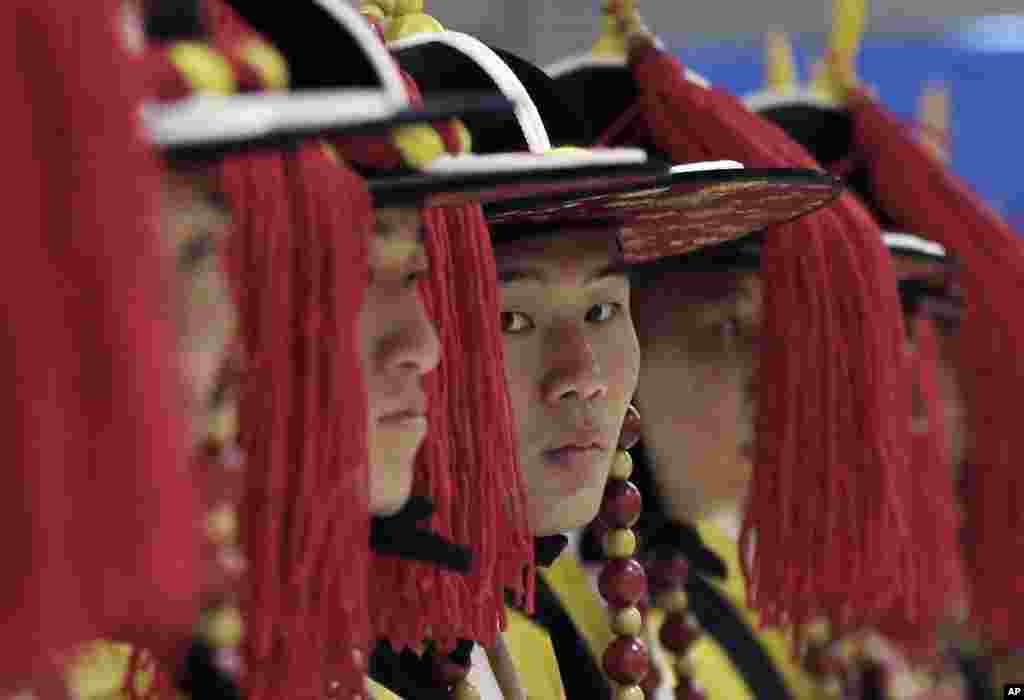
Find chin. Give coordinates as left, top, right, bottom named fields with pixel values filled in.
left=530, top=486, right=604, bottom=536
left=368, top=450, right=417, bottom=516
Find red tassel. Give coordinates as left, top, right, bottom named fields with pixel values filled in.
left=0, top=0, right=201, bottom=689
left=221, top=146, right=372, bottom=700
left=369, top=214, right=464, bottom=651
left=849, top=90, right=1024, bottom=651
left=877, top=316, right=965, bottom=658
left=370, top=205, right=534, bottom=649
left=620, top=43, right=915, bottom=636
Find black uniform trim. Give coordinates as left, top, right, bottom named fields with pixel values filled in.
left=686, top=575, right=793, bottom=700
left=370, top=496, right=473, bottom=572
left=533, top=574, right=613, bottom=700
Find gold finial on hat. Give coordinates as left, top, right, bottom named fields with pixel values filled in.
left=812, top=0, right=868, bottom=102
left=917, top=81, right=951, bottom=163
left=593, top=0, right=650, bottom=57
left=361, top=0, right=445, bottom=42
left=765, top=31, right=799, bottom=93
left=592, top=1, right=629, bottom=57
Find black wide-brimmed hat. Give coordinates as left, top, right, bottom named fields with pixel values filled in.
left=210, top=0, right=688, bottom=207
left=392, top=33, right=842, bottom=262
left=145, top=0, right=513, bottom=162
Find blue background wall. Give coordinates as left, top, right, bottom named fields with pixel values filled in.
left=672, top=31, right=1024, bottom=222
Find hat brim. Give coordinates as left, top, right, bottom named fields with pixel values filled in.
left=484, top=164, right=842, bottom=263
left=148, top=90, right=513, bottom=161
left=883, top=234, right=958, bottom=317
left=366, top=149, right=667, bottom=207
left=883, top=233, right=947, bottom=263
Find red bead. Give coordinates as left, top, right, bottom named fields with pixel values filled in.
left=804, top=644, right=843, bottom=677
left=646, top=554, right=691, bottom=595
left=602, top=636, right=649, bottom=685
left=432, top=658, right=470, bottom=687
left=619, top=405, right=641, bottom=450
left=659, top=611, right=701, bottom=654
left=351, top=647, right=367, bottom=674
left=640, top=661, right=662, bottom=694
left=676, top=679, right=706, bottom=700
left=598, top=558, right=647, bottom=608
left=600, top=480, right=643, bottom=528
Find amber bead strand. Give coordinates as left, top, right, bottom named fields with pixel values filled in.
left=596, top=406, right=651, bottom=699
left=800, top=627, right=855, bottom=699
left=196, top=402, right=248, bottom=683
left=645, top=549, right=706, bottom=700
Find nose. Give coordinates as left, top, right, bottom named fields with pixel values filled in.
left=380, top=293, right=441, bottom=378
left=541, top=322, right=608, bottom=405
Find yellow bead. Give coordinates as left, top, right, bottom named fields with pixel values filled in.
left=804, top=619, right=831, bottom=645
left=612, top=607, right=644, bottom=636
left=655, top=590, right=689, bottom=613
left=393, top=0, right=423, bottom=15
left=822, top=676, right=843, bottom=698
left=385, top=12, right=445, bottom=40
left=240, top=40, right=289, bottom=90
left=614, top=685, right=644, bottom=700
left=392, top=124, right=444, bottom=168
left=204, top=606, right=244, bottom=648
left=206, top=502, right=237, bottom=544
left=609, top=450, right=633, bottom=479
left=168, top=42, right=237, bottom=96
left=453, top=681, right=481, bottom=700
left=603, top=528, right=637, bottom=559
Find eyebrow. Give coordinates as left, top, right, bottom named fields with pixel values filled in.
left=497, top=261, right=629, bottom=286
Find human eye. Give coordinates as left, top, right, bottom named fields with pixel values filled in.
left=585, top=302, right=622, bottom=324
left=500, top=310, right=535, bottom=334
left=404, top=260, right=430, bottom=288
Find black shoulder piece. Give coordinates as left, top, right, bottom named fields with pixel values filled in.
left=370, top=496, right=473, bottom=573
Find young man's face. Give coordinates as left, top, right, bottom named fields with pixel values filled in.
left=159, top=165, right=236, bottom=447
left=494, top=229, right=639, bottom=536
left=359, top=207, right=441, bottom=516
left=908, top=313, right=967, bottom=479
left=631, top=266, right=761, bottom=521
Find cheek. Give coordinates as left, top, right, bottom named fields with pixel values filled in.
left=597, top=322, right=640, bottom=402
left=500, top=339, right=540, bottom=441
left=357, top=294, right=383, bottom=419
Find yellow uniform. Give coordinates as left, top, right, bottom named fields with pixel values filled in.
left=527, top=521, right=827, bottom=700
left=501, top=606, right=568, bottom=700
left=367, top=677, right=405, bottom=699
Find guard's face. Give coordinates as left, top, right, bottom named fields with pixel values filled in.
left=632, top=267, right=760, bottom=522
left=159, top=165, right=236, bottom=447
left=908, top=315, right=967, bottom=486
left=495, top=230, right=639, bottom=536
left=359, top=207, right=440, bottom=516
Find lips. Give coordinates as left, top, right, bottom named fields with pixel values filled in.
left=542, top=429, right=608, bottom=468
left=378, top=394, right=427, bottom=424
left=547, top=429, right=605, bottom=454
